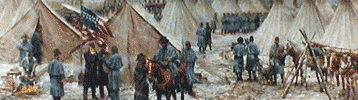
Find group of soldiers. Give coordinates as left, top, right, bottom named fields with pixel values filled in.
left=17, top=24, right=42, bottom=80
left=232, top=36, right=285, bottom=85
left=221, top=13, right=266, bottom=34
left=78, top=43, right=123, bottom=100
left=232, top=36, right=260, bottom=82
left=17, top=24, right=198, bottom=99
left=151, top=37, right=198, bottom=99
left=197, top=22, right=215, bottom=53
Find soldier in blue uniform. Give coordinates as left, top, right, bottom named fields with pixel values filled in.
left=233, top=37, right=247, bottom=81
left=179, top=41, right=198, bottom=98
left=105, top=46, right=123, bottom=100
left=197, top=23, right=207, bottom=53
left=246, top=36, right=260, bottom=81
left=154, top=36, right=179, bottom=79
left=17, top=34, right=33, bottom=68
left=269, top=37, right=285, bottom=85
left=221, top=13, right=227, bottom=34
left=242, top=13, right=249, bottom=33
left=210, top=13, right=217, bottom=34
left=47, top=49, right=66, bottom=100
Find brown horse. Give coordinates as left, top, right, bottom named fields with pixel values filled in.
left=145, top=59, right=177, bottom=100
left=145, top=59, right=193, bottom=100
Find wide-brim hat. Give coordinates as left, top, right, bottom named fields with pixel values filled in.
left=112, top=46, right=118, bottom=52
left=185, top=41, right=191, bottom=46
left=159, top=36, right=169, bottom=43
left=136, top=53, right=145, bottom=61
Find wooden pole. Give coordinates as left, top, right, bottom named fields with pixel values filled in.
left=80, top=44, right=83, bottom=67
left=299, top=29, right=332, bottom=100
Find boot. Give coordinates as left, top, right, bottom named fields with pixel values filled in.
left=188, top=85, right=198, bottom=99
left=248, top=71, right=252, bottom=81
left=83, top=91, right=88, bottom=100
left=253, top=72, right=258, bottom=81
left=209, top=44, right=212, bottom=51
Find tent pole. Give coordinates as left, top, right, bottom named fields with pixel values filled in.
left=80, top=44, right=83, bottom=66
left=299, top=29, right=332, bottom=100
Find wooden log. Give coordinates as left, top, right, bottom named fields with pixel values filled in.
left=284, top=63, right=298, bottom=83
left=299, top=29, right=332, bottom=100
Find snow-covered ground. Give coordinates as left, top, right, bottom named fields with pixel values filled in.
left=0, top=33, right=348, bottom=100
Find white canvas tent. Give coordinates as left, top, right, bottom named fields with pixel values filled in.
left=195, top=0, right=215, bottom=23
left=286, top=0, right=325, bottom=44
left=107, top=2, right=172, bottom=84
left=251, top=1, right=294, bottom=56
left=250, top=0, right=269, bottom=13
left=0, top=0, right=36, bottom=34
left=160, top=0, right=198, bottom=48
left=184, top=0, right=201, bottom=22
left=316, top=0, right=335, bottom=27
left=351, top=0, right=358, bottom=12
left=285, top=0, right=297, bottom=8
left=238, top=0, right=258, bottom=13
left=212, top=0, right=241, bottom=15
left=0, top=0, right=83, bottom=63
left=313, top=0, right=358, bottom=50
left=132, top=2, right=183, bottom=50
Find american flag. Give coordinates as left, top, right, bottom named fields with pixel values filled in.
left=81, top=6, right=99, bottom=32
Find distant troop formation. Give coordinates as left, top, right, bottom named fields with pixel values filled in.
left=221, top=13, right=266, bottom=34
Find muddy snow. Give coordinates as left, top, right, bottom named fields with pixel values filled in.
left=0, top=34, right=349, bottom=99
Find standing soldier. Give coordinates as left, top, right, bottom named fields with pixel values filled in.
left=210, top=13, right=217, bottom=34
left=259, top=13, right=266, bottom=26
left=83, top=43, right=98, bottom=100
left=221, top=13, right=226, bottom=34
left=248, top=13, right=255, bottom=32
left=31, top=24, right=43, bottom=64
left=269, top=37, right=285, bottom=85
left=254, top=13, right=261, bottom=29
left=237, top=13, right=243, bottom=33
left=97, top=44, right=110, bottom=99
left=105, top=46, right=123, bottom=100
left=242, top=13, right=249, bottom=33
left=196, top=23, right=207, bottom=53
left=47, top=49, right=66, bottom=100
left=246, top=36, right=260, bottom=81
left=134, top=53, right=149, bottom=100
left=179, top=41, right=198, bottom=99
left=17, top=34, right=33, bottom=68
left=233, top=37, right=247, bottom=82
left=234, top=14, right=240, bottom=33
left=205, top=22, right=212, bottom=51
